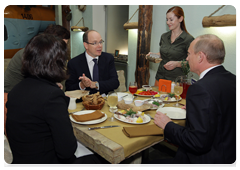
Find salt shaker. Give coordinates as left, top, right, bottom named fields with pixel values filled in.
left=171, top=82, right=175, bottom=93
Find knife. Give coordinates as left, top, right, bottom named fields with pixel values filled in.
left=88, top=125, right=120, bottom=130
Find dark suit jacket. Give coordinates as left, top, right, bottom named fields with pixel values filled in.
left=6, top=76, right=78, bottom=164
left=164, top=66, right=236, bottom=164
left=65, top=52, right=119, bottom=95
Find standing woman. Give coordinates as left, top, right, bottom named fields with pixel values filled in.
left=147, top=6, right=194, bottom=86
left=6, top=34, right=100, bottom=164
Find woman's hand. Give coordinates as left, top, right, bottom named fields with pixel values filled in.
left=56, top=82, right=63, bottom=90
left=154, top=111, right=172, bottom=129
left=145, top=52, right=152, bottom=59
left=164, top=61, right=180, bottom=70
left=145, top=52, right=161, bottom=59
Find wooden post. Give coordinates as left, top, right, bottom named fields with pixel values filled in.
left=135, top=5, right=153, bottom=88
left=62, top=5, right=71, bottom=31
left=62, top=5, right=71, bottom=60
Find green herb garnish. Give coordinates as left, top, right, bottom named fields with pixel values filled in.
left=168, top=93, right=175, bottom=98
left=152, top=101, right=160, bottom=106
left=125, top=108, right=136, bottom=116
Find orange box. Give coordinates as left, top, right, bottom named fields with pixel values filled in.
left=158, top=79, right=172, bottom=93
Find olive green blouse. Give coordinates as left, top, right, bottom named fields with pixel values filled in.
left=155, top=31, right=194, bottom=81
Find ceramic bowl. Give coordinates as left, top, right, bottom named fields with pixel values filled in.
left=124, top=97, right=133, bottom=104
left=134, top=100, right=144, bottom=106
left=142, top=85, right=152, bottom=91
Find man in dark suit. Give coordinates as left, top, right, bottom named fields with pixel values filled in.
left=152, top=34, right=236, bottom=164
left=65, top=30, right=119, bottom=95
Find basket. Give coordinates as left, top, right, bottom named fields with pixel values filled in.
left=82, top=98, right=105, bottom=110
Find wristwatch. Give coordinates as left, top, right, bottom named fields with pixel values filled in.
left=95, top=82, right=99, bottom=90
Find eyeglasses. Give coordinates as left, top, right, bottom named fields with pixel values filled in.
left=86, top=40, right=104, bottom=46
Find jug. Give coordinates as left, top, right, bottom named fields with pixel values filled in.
left=68, top=97, right=77, bottom=110
left=175, top=75, right=192, bottom=99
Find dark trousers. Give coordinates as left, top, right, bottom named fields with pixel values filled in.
left=72, top=154, right=102, bottom=164
left=148, top=158, right=174, bottom=164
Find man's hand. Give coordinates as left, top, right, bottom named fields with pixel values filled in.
left=154, top=111, right=172, bottom=129
left=181, top=105, right=186, bottom=110
left=90, top=81, right=97, bottom=89
left=79, top=73, right=91, bottom=89
left=79, top=74, right=98, bottom=89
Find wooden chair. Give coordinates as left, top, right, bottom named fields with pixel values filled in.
left=115, top=70, right=127, bottom=92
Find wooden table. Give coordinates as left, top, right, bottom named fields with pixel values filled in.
left=70, top=89, right=186, bottom=164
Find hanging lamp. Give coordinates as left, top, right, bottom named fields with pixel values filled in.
left=71, top=17, right=89, bottom=32
left=123, top=8, right=139, bottom=30
left=202, top=5, right=236, bottom=27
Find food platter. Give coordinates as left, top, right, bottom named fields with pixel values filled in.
left=134, top=93, right=157, bottom=97
left=142, top=99, right=164, bottom=110
left=157, top=107, right=186, bottom=119
left=134, top=90, right=159, bottom=97
left=70, top=110, right=107, bottom=125
left=114, top=114, right=150, bottom=124
left=160, top=94, right=182, bottom=103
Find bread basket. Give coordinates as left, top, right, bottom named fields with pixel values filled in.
left=82, top=92, right=105, bottom=110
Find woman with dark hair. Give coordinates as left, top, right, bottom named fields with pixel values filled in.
left=4, top=24, right=71, bottom=136
left=6, top=34, right=100, bottom=164
left=147, top=6, right=194, bottom=85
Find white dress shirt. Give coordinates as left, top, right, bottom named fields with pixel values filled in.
left=199, top=65, right=221, bottom=80
left=79, top=52, right=99, bottom=90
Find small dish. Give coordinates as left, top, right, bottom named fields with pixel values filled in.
left=142, top=85, right=152, bottom=91
left=124, top=97, right=133, bottom=104
left=134, top=100, right=144, bottom=106
left=143, top=99, right=164, bottom=110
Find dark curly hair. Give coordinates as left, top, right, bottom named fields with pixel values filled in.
left=44, top=24, right=70, bottom=40
left=22, top=34, right=68, bottom=83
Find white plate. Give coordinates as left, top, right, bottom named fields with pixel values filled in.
left=114, top=114, right=151, bottom=124
left=143, top=99, right=164, bottom=110
left=117, top=92, right=130, bottom=98
left=70, top=110, right=107, bottom=125
left=160, top=94, right=182, bottom=103
left=157, top=107, right=186, bottom=119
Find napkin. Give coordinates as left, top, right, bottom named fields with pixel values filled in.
left=122, top=124, right=163, bottom=138
left=72, top=110, right=105, bottom=122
